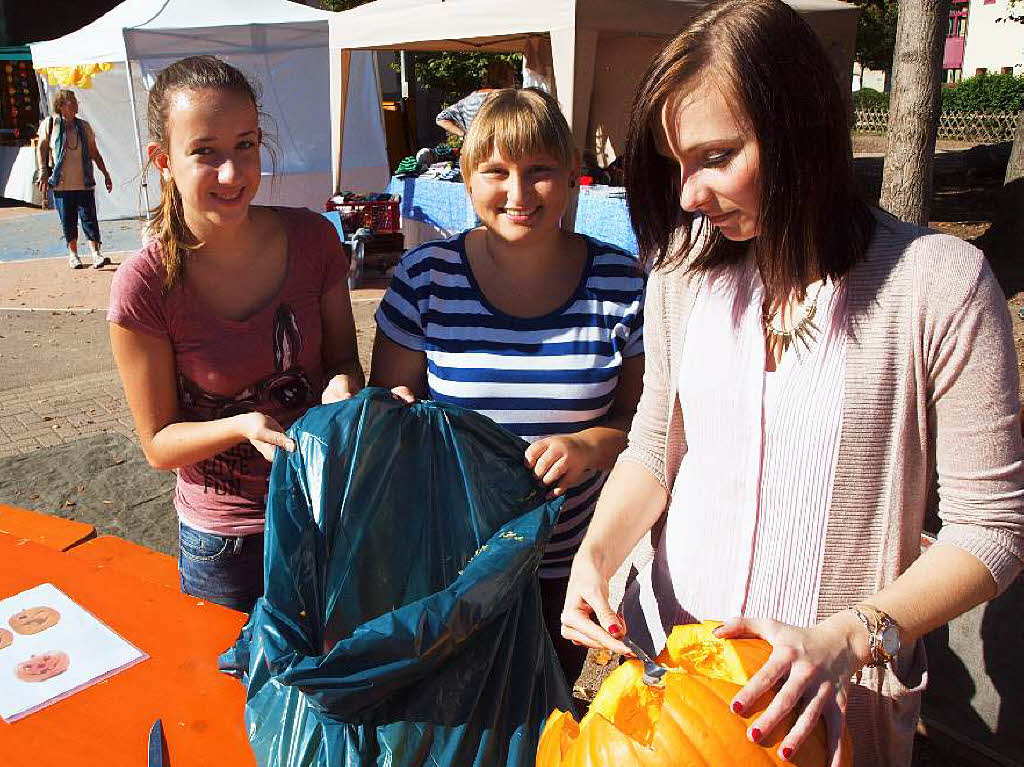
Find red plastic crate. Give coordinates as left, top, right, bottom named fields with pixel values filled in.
left=325, top=199, right=400, bottom=234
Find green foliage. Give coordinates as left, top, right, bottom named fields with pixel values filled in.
left=997, top=0, right=1023, bottom=24
left=317, top=0, right=374, bottom=10
left=411, top=52, right=522, bottom=107
left=852, top=87, right=890, bottom=110
left=942, top=73, right=1024, bottom=112
left=851, top=0, right=898, bottom=73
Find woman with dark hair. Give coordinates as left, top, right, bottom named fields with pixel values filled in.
left=559, top=1, right=1024, bottom=765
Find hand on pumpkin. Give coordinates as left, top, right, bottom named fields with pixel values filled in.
left=715, top=614, right=865, bottom=766
left=524, top=434, right=594, bottom=497
left=559, top=547, right=632, bottom=657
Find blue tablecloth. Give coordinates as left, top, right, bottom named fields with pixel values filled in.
left=573, top=187, right=637, bottom=255
left=384, top=177, right=637, bottom=255
left=386, top=176, right=479, bottom=233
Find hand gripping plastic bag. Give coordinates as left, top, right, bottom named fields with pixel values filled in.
left=220, top=388, right=574, bottom=766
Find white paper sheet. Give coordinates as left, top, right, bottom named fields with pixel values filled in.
left=0, top=583, right=147, bottom=722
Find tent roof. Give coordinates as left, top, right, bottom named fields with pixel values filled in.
left=30, top=0, right=332, bottom=68
left=327, top=0, right=858, bottom=51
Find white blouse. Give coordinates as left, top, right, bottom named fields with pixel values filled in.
left=662, top=258, right=847, bottom=631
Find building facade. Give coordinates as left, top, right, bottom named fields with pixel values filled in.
left=944, top=0, right=1024, bottom=81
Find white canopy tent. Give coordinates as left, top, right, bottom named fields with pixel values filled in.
left=327, top=0, right=859, bottom=183
left=30, top=0, right=389, bottom=221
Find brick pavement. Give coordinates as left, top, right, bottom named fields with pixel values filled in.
left=0, top=370, right=137, bottom=459
left=0, top=239, right=386, bottom=457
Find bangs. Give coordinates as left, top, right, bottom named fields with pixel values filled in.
left=460, top=88, right=573, bottom=178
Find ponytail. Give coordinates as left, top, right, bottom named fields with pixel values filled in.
left=146, top=170, right=201, bottom=292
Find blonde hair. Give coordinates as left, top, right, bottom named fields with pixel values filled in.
left=144, top=55, right=265, bottom=291
left=460, top=88, right=574, bottom=184
left=51, top=89, right=76, bottom=112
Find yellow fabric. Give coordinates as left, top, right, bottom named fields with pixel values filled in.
left=36, top=63, right=113, bottom=89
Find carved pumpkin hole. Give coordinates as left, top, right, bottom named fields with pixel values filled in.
left=583, top=660, right=667, bottom=747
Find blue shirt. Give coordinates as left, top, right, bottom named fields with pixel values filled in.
left=375, top=231, right=645, bottom=577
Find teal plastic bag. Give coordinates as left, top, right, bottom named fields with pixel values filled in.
left=221, top=389, right=573, bottom=766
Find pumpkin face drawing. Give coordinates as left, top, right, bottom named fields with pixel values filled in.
left=537, top=621, right=852, bottom=767
left=9, top=606, right=61, bottom=635
left=15, top=651, right=70, bottom=683
left=0, top=628, right=12, bottom=650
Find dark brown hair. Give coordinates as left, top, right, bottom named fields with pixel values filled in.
left=624, top=0, right=874, bottom=303
left=145, top=55, right=269, bottom=291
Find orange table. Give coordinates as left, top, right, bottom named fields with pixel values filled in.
left=67, top=535, right=181, bottom=591
left=0, top=503, right=95, bottom=551
left=0, top=532, right=255, bottom=766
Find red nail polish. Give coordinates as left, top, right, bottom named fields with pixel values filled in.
left=750, top=727, right=762, bottom=742
left=731, top=701, right=743, bottom=715
left=608, top=624, right=621, bottom=637
left=781, top=747, right=793, bottom=761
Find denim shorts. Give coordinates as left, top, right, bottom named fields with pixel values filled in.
left=51, top=189, right=101, bottom=244
left=178, top=521, right=264, bottom=613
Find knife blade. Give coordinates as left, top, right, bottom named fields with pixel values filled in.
left=147, top=718, right=166, bottom=767
left=622, top=636, right=668, bottom=686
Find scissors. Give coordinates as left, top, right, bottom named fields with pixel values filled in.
left=148, top=718, right=168, bottom=767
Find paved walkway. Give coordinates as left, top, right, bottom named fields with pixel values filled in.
left=0, top=218, right=386, bottom=459
left=0, top=370, right=136, bottom=459
left=0, top=204, right=145, bottom=263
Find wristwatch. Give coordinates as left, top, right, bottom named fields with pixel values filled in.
left=850, top=603, right=902, bottom=668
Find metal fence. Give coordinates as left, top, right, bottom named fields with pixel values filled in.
left=853, top=109, right=1019, bottom=142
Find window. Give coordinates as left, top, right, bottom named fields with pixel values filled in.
left=976, top=67, right=988, bottom=76
left=1002, top=67, right=1013, bottom=75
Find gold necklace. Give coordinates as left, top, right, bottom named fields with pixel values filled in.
left=762, top=280, right=825, bottom=356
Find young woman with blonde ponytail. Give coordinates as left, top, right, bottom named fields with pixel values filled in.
left=107, top=56, right=363, bottom=612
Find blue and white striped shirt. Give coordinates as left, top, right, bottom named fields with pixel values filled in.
left=375, top=231, right=645, bottom=577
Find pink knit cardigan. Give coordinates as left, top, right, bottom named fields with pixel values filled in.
left=619, top=211, right=1024, bottom=766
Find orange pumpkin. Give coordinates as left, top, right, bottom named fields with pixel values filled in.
left=537, top=621, right=852, bottom=766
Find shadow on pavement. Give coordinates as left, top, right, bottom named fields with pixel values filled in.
left=0, top=432, right=176, bottom=555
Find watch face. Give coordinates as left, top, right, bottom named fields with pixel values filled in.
left=880, top=625, right=900, bottom=656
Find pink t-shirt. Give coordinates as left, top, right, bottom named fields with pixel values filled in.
left=107, top=206, right=348, bottom=536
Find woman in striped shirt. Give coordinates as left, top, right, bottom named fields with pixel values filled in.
left=370, top=87, right=645, bottom=689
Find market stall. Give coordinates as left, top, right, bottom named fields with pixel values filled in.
left=0, top=47, right=45, bottom=206
left=327, top=0, right=859, bottom=249
left=28, top=0, right=389, bottom=221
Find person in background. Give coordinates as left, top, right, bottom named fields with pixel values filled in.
left=371, top=87, right=645, bottom=691
left=560, top=2, right=1024, bottom=765
left=434, top=60, right=518, bottom=138
left=36, top=89, right=114, bottom=269
left=108, top=56, right=363, bottom=613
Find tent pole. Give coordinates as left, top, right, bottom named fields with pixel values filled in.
left=124, top=56, right=150, bottom=218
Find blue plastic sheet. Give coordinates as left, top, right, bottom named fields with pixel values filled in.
left=221, top=389, right=573, bottom=766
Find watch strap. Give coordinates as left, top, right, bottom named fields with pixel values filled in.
left=851, top=603, right=901, bottom=668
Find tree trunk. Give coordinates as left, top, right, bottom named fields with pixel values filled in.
left=879, top=0, right=950, bottom=224
left=1005, top=110, right=1024, bottom=186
